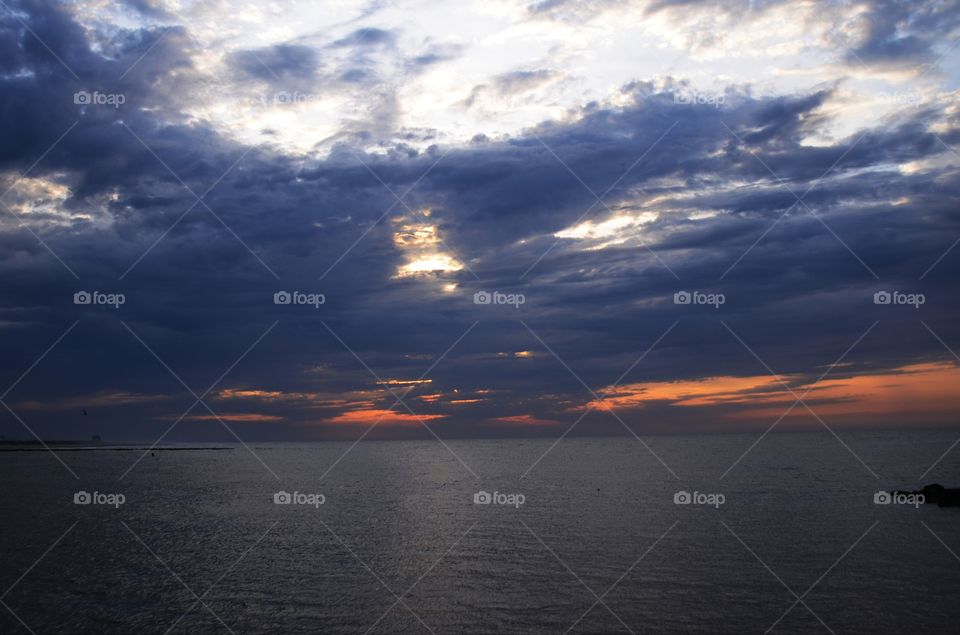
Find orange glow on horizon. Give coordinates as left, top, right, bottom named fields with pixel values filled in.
left=586, top=361, right=960, bottom=421
left=325, top=409, right=446, bottom=427
left=494, top=414, right=560, bottom=426
left=180, top=413, right=283, bottom=422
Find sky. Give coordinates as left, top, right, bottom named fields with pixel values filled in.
left=1, top=0, right=960, bottom=443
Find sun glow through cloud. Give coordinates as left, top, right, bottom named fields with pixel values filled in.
left=392, top=217, right=464, bottom=278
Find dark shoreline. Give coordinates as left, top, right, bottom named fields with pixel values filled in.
left=0, top=446, right=233, bottom=452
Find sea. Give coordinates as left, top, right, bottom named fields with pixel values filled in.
left=1, top=429, right=959, bottom=634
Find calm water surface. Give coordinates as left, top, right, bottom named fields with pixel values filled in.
left=1, top=430, right=959, bottom=633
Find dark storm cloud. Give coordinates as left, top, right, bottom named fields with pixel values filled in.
left=845, top=0, right=960, bottom=68
left=1, top=0, right=959, bottom=443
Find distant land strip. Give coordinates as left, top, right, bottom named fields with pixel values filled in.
left=0, top=443, right=232, bottom=452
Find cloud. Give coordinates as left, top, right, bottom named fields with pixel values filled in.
left=462, top=69, right=561, bottom=109
left=843, top=0, right=960, bottom=69
left=331, top=27, right=396, bottom=49
left=0, top=0, right=959, bottom=442
left=229, top=44, right=320, bottom=82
